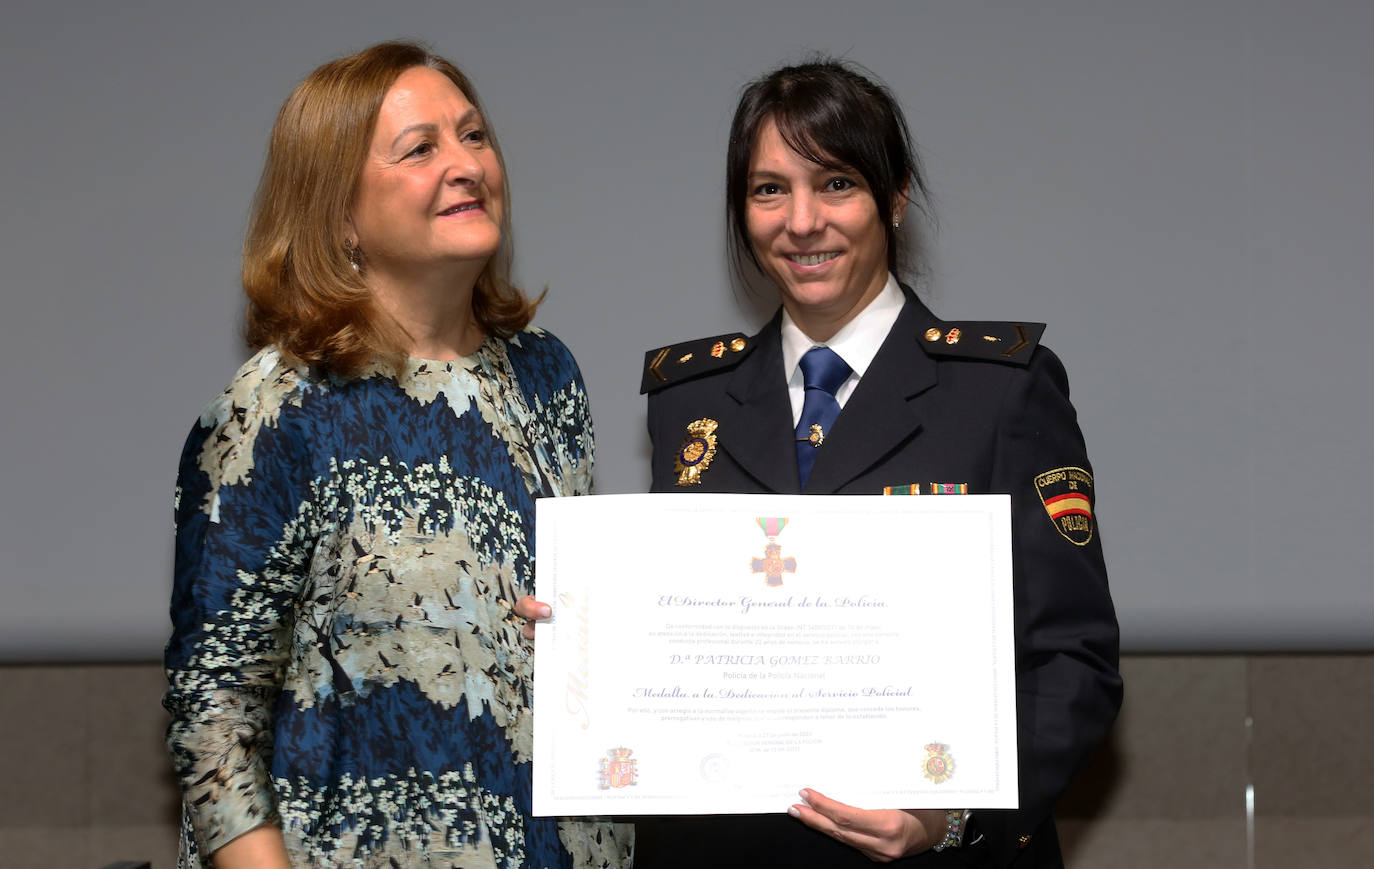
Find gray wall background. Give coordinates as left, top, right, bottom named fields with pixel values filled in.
left=2, top=0, right=1370, bottom=660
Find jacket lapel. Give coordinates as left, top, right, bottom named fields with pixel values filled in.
left=804, top=290, right=940, bottom=494
left=717, top=316, right=802, bottom=494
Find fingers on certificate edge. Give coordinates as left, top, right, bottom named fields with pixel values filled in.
left=514, top=596, right=551, bottom=640
left=787, top=789, right=830, bottom=827
left=513, top=596, right=552, bottom=620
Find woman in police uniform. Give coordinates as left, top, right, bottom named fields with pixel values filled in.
left=634, top=59, right=1122, bottom=868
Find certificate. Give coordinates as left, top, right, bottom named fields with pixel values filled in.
left=532, top=493, right=1017, bottom=816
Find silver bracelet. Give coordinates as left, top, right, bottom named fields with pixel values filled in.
left=932, top=809, right=971, bottom=852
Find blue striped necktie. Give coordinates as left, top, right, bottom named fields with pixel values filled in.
left=795, top=346, right=851, bottom=488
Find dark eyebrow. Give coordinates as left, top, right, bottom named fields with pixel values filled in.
left=389, top=108, right=482, bottom=150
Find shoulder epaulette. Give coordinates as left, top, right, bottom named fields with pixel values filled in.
left=640, top=332, right=754, bottom=394
left=918, top=320, right=1046, bottom=366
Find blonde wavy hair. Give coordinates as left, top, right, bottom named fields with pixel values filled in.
left=242, top=41, right=538, bottom=377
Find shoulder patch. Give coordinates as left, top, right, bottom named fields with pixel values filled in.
left=640, top=333, right=753, bottom=394
left=919, top=321, right=1046, bottom=366
left=1034, top=466, right=1095, bottom=545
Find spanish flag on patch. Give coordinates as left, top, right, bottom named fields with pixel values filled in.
left=1033, top=466, right=1096, bottom=546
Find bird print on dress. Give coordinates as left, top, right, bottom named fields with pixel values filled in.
left=166, top=332, right=628, bottom=868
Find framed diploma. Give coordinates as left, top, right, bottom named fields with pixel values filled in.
left=532, top=493, right=1017, bottom=815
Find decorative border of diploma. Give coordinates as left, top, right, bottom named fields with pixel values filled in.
left=532, top=493, right=1018, bottom=815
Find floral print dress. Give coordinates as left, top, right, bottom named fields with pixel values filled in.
left=164, top=330, right=630, bottom=868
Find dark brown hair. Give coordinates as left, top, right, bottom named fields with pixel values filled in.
left=726, top=58, right=931, bottom=281
left=242, top=41, right=537, bottom=377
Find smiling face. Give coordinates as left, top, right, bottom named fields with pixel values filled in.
left=349, top=66, right=504, bottom=287
left=745, top=119, right=896, bottom=341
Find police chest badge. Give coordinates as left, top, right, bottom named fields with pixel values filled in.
left=674, top=418, right=719, bottom=486
left=1034, top=466, right=1095, bottom=546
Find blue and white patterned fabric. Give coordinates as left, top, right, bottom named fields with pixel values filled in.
left=164, top=329, right=630, bottom=868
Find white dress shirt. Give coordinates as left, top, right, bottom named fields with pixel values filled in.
left=779, top=274, right=905, bottom=426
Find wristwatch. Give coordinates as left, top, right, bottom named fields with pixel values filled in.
left=932, top=809, right=971, bottom=852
